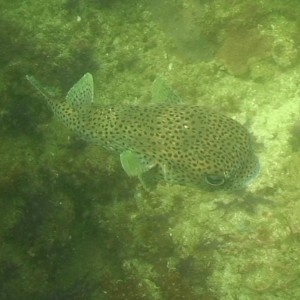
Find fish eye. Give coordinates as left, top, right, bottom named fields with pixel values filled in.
left=205, top=174, right=225, bottom=186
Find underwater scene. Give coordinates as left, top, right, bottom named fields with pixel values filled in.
left=1, top=0, right=300, bottom=299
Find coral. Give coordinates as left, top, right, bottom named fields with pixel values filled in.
left=271, top=37, right=297, bottom=67
left=217, top=28, right=273, bottom=76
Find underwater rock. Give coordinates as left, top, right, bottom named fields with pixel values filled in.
left=217, top=28, right=272, bottom=76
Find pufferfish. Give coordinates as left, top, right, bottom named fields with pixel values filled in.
left=26, top=73, right=259, bottom=191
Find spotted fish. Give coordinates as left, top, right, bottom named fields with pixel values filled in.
left=26, top=73, right=259, bottom=191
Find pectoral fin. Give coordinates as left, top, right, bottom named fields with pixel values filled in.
left=120, top=150, right=158, bottom=190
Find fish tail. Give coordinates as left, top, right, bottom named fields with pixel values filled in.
left=26, top=75, right=52, bottom=101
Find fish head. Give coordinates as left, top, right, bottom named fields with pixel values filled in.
left=196, top=127, right=260, bottom=191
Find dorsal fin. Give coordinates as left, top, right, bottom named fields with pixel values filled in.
left=66, top=73, right=94, bottom=108
left=151, top=76, right=182, bottom=104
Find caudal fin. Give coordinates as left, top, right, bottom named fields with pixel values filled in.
left=26, top=75, right=52, bottom=101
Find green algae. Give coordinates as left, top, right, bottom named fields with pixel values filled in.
left=1, top=0, right=300, bottom=299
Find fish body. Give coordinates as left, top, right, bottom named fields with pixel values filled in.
left=27, top=73, right=259, bottom=191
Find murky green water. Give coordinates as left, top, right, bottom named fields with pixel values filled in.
left=1, top=0, right=300, bottom=299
